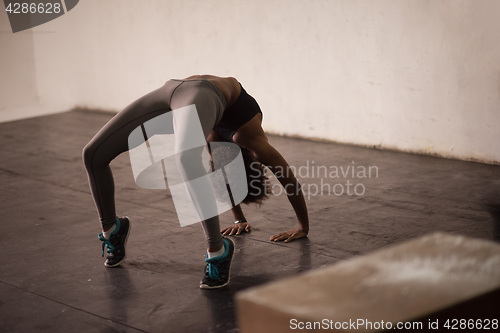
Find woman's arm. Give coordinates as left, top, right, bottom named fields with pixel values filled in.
left=251, top=139, right=309, bottom=242
left=232, top=113, right=310, bottom=242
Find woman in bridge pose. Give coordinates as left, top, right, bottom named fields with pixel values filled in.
left=83, top=74, right=309, bottom=289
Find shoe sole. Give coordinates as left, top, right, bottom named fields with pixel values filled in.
left=104, top=216, right=131, bottom=268
left=200, top=237, right=235, bottom=290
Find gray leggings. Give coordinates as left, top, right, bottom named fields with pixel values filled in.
left=82, top=79, right=227, bottom=249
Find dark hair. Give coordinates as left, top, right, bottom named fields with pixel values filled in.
left=210, top=145, right=269, bottom=206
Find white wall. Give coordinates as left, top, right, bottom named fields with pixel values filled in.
left=0, top=9, right=41, bottom=121
left=1, top=0, right=499, bottom=163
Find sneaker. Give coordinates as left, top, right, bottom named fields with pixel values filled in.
left=200, top=238, right=235, bottom=289
left=98, top=216, right=131, bottom=267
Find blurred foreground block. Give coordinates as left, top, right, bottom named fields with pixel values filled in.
left=236, top=233, right=500, bottom=332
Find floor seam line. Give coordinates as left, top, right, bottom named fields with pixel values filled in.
left=0, top=280, right=149, bottom=333
left=233, top=236, right=347, bottom=260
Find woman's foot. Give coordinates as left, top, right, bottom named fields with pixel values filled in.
left=98, top=216, right=131, bottom=267
left=200, top=238, right=235, bottom=289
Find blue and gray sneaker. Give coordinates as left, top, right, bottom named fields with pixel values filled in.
left=200, top=238, right=235, bottom=289
left=98, top=216, right=131, bottom=267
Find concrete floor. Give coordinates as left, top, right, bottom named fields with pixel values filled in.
left=0, top=109, right=499, bottom=333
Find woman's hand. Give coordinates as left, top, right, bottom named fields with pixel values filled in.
left=270, top=228, right=308, bottom=243
left=221, top=222, right=251, bottom=236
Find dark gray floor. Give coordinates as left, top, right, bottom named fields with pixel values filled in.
left=0, top=109, right=499, bottom=333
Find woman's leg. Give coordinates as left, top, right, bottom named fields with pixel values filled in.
left=169, top=81, right=235, bottom=289
left=82, top=81, right=178, bottom=230
left=169, top=81, right=225, bottom=251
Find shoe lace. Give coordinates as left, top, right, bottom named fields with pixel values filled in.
left=205, top=260, right=221, bottom=280
left=98, top=234, right=116, bottom=257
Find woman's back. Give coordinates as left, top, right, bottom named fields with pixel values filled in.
left=183, top=74, right=241, bottom=107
